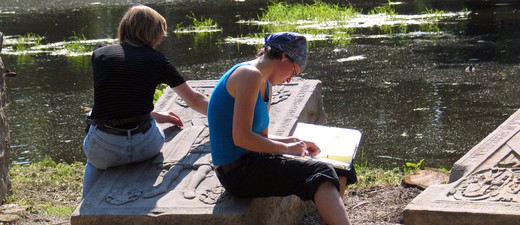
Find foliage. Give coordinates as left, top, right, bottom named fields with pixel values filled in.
left=259, top=0, right=360, bottom=24
left=7, top=158, right=84, bottom=217
left=5, top=156, right=444, bottom=220
left=422, top=7, right=445, bottom=15
left=65, top=32, right=91, bottom=53
left=154, top=84, right=168, bottom=104
left=255, top=0, right=360, bottom=46
left=353, top=165, right=403, bottom=189
left=14, top=33, right=43, bottom=52
left=175, top=12, right=220, bottom=32
left=368, top=1, right=396, bottom=16
left=404, top=159, right=424, bottom=174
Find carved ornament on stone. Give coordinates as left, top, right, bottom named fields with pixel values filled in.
left=448, top=151, right=520, bottom=202
left=271, top=88, right=291, bottom=105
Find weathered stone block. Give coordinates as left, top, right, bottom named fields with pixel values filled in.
left=72, top=78, right=326, bottom=224
left=404, top=108, right=520, bottom=225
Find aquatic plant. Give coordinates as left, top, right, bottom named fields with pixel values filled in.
left=252, top=1, right=360, bottom=46
left=65, top=32, right=91, bottom=53
left=227, top=0, right=471, bottom=46
left=422, top=7, right=445, bottom=15
left=332, top=30, right=354, bottom=46
left=174, top=12, right=221, bottom=33
left=259, top=1, right=360, bottom=25
left=368, top=1, right=397, bottom=17
left=14, top=33, right=43, bottom=52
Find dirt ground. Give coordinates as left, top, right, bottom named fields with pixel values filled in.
left=15, top=185, right=422, bottom=225
left=301, top=185, right=423, bottom=225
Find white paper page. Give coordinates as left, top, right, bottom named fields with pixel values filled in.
left=291, top=122, right=362, bottom=164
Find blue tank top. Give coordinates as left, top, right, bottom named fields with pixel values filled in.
left=208, top=62, right=270, bottom=166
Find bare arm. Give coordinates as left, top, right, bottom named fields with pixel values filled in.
left=151, top=111, right=183, bottom=127
left=229, top=67, right=307, bottom=156
left=172, top=82, right=209, bottom=115
left=267, top=134, right=321, bottom=156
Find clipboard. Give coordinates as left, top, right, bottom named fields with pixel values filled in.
left=283, top=122, right=362, bottom=170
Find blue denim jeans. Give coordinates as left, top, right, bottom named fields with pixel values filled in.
left=82, top=118, right=165, bottom=197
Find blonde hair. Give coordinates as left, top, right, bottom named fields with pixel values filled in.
left=118, top=5, right=167, bottom=48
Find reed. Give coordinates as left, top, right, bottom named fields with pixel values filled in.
left=368, top=1, right=397, bottom=17
left=259, top=1, right=360, bottom=24
left=65, top=32, right=91, bottom=53
left=175, top=12, right=220, bottom=33
left=15, top=33, right=43, bottom=52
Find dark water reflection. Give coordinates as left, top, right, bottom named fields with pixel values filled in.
left=1, top=0, right=519, bottom=169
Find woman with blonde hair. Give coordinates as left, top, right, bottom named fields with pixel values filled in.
left=208, top=32, right=356, bottom=225
left=82, top=5, right=208, bottom=197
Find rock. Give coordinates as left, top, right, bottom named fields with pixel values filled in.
left=0, top=204, right=29, bottom=223
left=403, top=168, right=449, bottom=189
left=404, top=108, right=520, bottom=225
left=72, top=79, right=326, bottom=225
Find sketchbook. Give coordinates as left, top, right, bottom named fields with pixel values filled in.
left=283, top=122, right=362, bottom=171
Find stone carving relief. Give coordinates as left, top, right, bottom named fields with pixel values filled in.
left=448, top=151, right=520, bottom=202
left=104, top=126, right=215, bottom=205
left=143, top=127, right=212, bottom=199
left=199, top=184, right=231, bottom=204
left=105, top=184, right=142, bottom=205
left=271, top=87, right=291, bottom=106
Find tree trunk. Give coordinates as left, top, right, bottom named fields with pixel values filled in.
left=0, top=31, right=12, bottom=204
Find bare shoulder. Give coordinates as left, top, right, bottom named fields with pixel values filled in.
left=228, top=64, right=262, bottom=89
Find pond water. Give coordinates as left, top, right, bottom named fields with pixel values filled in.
left=0, top=0, right=519, bottom=169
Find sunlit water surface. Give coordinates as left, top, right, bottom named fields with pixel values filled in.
left=0, top=0, right=519, bottom=169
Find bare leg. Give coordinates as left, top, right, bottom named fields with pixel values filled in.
left=320, top=176, right=348, bottom=225
left=339, top=176, right=347, bottom=197
left=315, top=181, right=351, bottom=225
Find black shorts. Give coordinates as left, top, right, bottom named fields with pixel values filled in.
left=215, top=153, right=357, bottom=201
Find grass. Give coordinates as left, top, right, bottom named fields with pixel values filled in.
left=7, top=158, right=83, bottom=217
left=257, top=0, right=360, bottom=35
left=422, top=7, right=445, bottom=15
left=5, top=156, right=448, bottom=223
left=227, top=1, right=469, bottom=46
left=251, top=1, right=362, bottom=46
left=4, top=157, right=412, bottom=215
left=368, top=1, right=397, bottom=17
left=14, top=33, right=43, bottom=52
left=259, top=1, right=360, bottom=24
left=175, top=12, right=220, bottom=33
left=65, top=32, right=91, bottom=53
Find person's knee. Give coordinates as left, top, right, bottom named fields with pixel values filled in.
left=318, top=181, right=338, bottom=192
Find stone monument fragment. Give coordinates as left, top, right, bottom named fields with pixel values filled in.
left=404, top=108, right=520, bottom=225
left=72, top=78, right=327, bottom=224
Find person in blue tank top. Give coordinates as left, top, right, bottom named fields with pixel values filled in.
left=208, top=32, right=355, bottom=225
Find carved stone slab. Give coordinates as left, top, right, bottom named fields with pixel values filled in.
left=72, top=78, right=326, bottom=225
left=404, top=108, right=520, bottom=225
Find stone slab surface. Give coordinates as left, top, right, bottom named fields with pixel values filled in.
left=404, top=108, right=520, bottom=225
left=72, top=78, right=326, bottom=225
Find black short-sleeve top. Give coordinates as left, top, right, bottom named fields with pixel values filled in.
left=90, top=42, right=186, bottom=120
